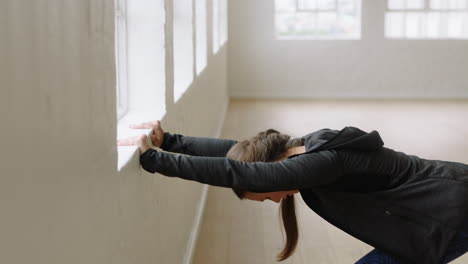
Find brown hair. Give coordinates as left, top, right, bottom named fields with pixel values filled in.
left=226, top=129, right=304, bottom=261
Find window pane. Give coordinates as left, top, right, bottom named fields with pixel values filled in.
left=427, top=12, right=441, bottom=38
left=447, top=12, right=464, bottom=37
left=196, top=0, right=207, bottom=75
left=440, top=12, right=450, bottom=37
left=388, top=0, right=405, bottom=10
left=213, top=0, right=219, bottom=53
left=275, top=0, right=361, bottom=39
left=387, top=0, right=468, bottom=39
left=276, top=0, right=296, bottom=12
left=338, top=14, right=357, bottom=33
left=276, top=13, right=301, bottom=36
left=449, top=0, right=468, bottom=9
left=338, top=0, right=355, bottom=12
left=406, top=0, right=425, bottom=9
left=430, top=0, right=446, bottom=9
left=298, top=0, right=317, bottom=10
left=386, top=12, right=405, bottom=37
left=317, top=0, right=336, bottom=10
left=173, top=0, right=194, bottom=102
left=296, top=12, right=317, bottom=36
left=317, top=12, right=337, bottom=34
left=115, top=0, right=128, bottom=119
left=463, top=13, right=468, bottom=36
left=405, top=12, right=425, bottom=38
left=218, top=0, right=228, bottom=45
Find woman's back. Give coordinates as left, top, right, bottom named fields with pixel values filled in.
left=330, top=147, right=468, bottom=192
left=299, top=147, right=468, bottom=264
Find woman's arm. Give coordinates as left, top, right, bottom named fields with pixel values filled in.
left=118, top=120, right=238, bottom=157
left=160, top=132, right=238, bottom=157
left=139, top=148, right=343, bottom=191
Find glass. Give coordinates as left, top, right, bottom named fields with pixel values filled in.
left=447, top=12, right=464, bottom=37
left=296, top=12, right=317, bottom=36
left=276, top=13, right=300, bottom=36
left=276, top=0, right=296, bottom=12
left=386, top=12, right=405, bottom=37
left=427, top=12, right=441, bottom=38
left=298, top=0, right=317, bottom=10
left=405, top=12, right=425, bottom=38
left=338, top=0, right=355, bottom=11
left=317, top=0, right=336, bottom=10
left=406, top=0, right=425, bottom=9
left=449, top=0, right=468, bottom=9
left=317, top=12, right=337, bottom=34
left=388, top=0, right=405, bottom=10
left=275, top=0, right=361, bottom=39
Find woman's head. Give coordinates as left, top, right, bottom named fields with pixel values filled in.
left=225, top=128, right=303, bottom=261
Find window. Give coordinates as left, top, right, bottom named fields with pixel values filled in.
left=220, top=0, right=228, bottom=45
left=213, top=0, right=228, bottom=54
left=196, top=0, right=208, bottom=75
left=385, top=0, right=468, bottom=39
left=115, top=0, right=129, bottom=120
left=126, top=0, right=166, bottom=113
left=274, top=0, right=362, bottom=39
left=117, top=0, right=166, bottom=170
left=213, top=0, right=220, bottom=53
left=173, top=0, right=194, bottom=103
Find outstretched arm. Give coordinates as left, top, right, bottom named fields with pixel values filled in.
left=160, top=132, right=238, bottom=157
left=117, top=120, right=238, bottom=157
left=139, top=148, right=343, bottom=191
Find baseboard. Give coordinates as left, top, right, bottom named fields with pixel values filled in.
left=182, top=97, right=230, bottom=264
left=229, top=89, right=468, bottom=100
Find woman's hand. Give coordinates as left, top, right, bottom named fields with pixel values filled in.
left=137, top=135, right=151, bottom=155
left=129, top=120, right=165, bottom=148
left=130, top=120, right=164, bottom=148
left=117, top=134, right=152, bottom=155
left=117, top=120, right=165, bottom=148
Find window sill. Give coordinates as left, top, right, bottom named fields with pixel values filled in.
left=117, top=110, right=165, bottom=171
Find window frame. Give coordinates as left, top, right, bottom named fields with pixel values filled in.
left=116, top=0, right=167, bottom=171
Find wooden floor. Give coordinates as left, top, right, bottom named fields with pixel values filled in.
left=193, top=99, right=468, bottom=264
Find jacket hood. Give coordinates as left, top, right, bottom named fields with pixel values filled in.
left=288, top=126, right=384, bottom=159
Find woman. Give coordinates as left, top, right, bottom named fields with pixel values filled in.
left=118, top=120, right=468, bottom=264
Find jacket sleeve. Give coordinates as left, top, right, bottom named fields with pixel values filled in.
left=159, top=132, right=238, bottom=157
left=140, top=149, right=343, bottom=191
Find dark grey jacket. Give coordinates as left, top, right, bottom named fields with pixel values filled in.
left=140, top=127, right=468, bottom=264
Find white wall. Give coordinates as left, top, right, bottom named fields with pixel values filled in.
left=228, top=0, right=468, bottom=99
left=0, top=0, right=228, bottom=263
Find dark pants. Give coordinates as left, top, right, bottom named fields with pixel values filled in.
left=355, top=217, right=468, bottom=264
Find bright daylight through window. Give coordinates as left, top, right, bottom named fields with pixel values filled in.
left=385, top=0, right=468, bottom=39
left=196, top=0, right=208, bottom=75
left=115, top=0, right=128, bottom=120
left=213, top=0, right=228, bottom=54
left=173, top=0, right=194, bottom=103
left=274, top=0, right=362, bottom=39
